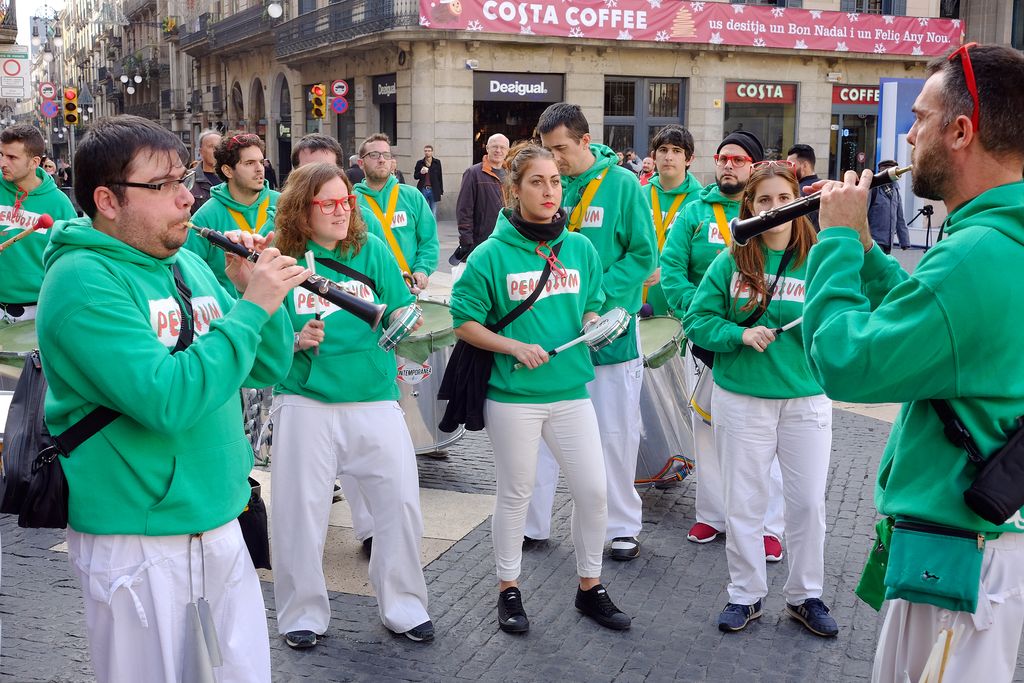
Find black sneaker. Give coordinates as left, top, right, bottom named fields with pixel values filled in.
left=497, top=587, right=529, bottom=634
left=786, top=598, right=839, bottom=637
left=285, top=630, right=318, bottom=649
left=609, top=536, right=640, bottom=561
left=361, top=537, right=372, bottom=558
left=717, top=600, right=763, bottom=632
left=403, top=620, right=435, bottom=642
left=575, top=584, right=631, bottom=630
left=522, top=536, right=547, bottom=549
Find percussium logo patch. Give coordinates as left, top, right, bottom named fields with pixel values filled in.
left=730, top=273, right=805, bottom=303
left=150, top=295, right=224, bottom=347
left=506, top=269, right=581, bottom=302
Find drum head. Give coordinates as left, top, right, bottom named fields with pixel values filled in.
left=0, top=321, right=37, bottom=380
left=396, top=301, right=454, bottom=363
left=639, top=316, right=683, bottom=369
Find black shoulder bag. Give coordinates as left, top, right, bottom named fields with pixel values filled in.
left=931, top=399, right=1024, bottom=525
left=438, top=243, right=562, bottom=433
left=0, top=264, right=194, bottom=529
left=690, top=249, right=794, bottom=368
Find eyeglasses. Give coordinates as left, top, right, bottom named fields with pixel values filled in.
left=751, top=159, right=796, bottom=171
left=227, top=134, right=261, bottom=150
left=948, top=42, right=980, bottom=134
left=360, top=151, right=393, bottom=161
left=713, top=154, right=753, bottom=168
left=311, top=195, right=358, bottom=214
left=110, top=169, right=196, bottom=193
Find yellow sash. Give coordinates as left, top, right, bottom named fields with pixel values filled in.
left=363, top=185, right=411, bottom=274
left=651, top=186, right=688, bottom=252
left=227, top=195, right=269, bottom=234
left=567, top=169, right=608, bottom=232
left=711, top=203, right=733, bottom=247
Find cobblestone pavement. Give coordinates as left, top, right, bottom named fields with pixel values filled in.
left=5, top=247, right=1024, bottom=682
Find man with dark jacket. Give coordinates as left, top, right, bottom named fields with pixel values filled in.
left=454, top=133, right=509, bottom=262
left=867, top=159, right=911, bottom=253
left=414, top=145, right=443, bottom=217
left=786, top=143, right=821, bottom=231
left=190, top=129, right=223, bottom=213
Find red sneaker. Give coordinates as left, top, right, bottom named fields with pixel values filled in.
left=764, top=535, right=784, bottom=562
left=687, top=522, right=722, bottom=543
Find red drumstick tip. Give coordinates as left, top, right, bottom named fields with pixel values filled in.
left=35, top=214, right=54, bottom=230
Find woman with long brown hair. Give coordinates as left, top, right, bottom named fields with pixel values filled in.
left=267, top=162, right=434, bottom=648
left=683, top=162, right=837, bottom=638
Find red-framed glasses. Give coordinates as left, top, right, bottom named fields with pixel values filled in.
left=311, top=195, right=357, bottom=214
left=713, top=154, right=754, bottom=168
left=751, top=159, right=795, bottom=172
left=948, top=42, right=980, bottom=134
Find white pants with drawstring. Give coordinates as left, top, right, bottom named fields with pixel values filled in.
left=67, top=520, right=270, bottom=683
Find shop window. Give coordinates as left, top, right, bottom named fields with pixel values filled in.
left=299, top=0, right=317, bottom=14
left=379, top=102, right=397, bottom=147
left=939, top=0, right=960, bottom=19
left=723, top=81, right=797, bottom=160
left=604, top=77, right=686, bottom=157
left=839, top=0, right=906, bottom=14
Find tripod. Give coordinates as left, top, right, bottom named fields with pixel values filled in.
left=908, top=205, right=935, bottom=251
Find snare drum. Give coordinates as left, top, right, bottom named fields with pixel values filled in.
left=394, top=301, right=464, bottom=455
left=378, top=304, right=423, bottom=352
left=636, top=316, right=695, bottom=488
left=0, top=320, right=37, bottom=388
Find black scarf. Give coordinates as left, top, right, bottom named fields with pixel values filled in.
left=508, top=209, right=567, bottom=243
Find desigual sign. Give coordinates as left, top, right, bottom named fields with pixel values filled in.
left=832, top=85, right=880, bottom=105
left=473, top=72, right=564, bottom=102
left=725, top=82, right=797, bottom=104
left=372, top=74, right=397, bottom=103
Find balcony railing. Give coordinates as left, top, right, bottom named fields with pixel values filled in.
left=124, top=0, right=157, bottom=19
left=210, top=5, right=282, bottom=52
left=179, top=13, right=216, bottom=56
left=275, top=0, right=418, bottom=59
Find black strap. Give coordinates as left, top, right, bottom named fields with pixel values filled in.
left=490, top=242, right=562, bottom=333
left=738, top=249, right=795, bottom=328
left=315, top=257, right=378, bottom=294
left=52, top=264, right=196, bottom=456
left=930, top=399, right=986, bottom=465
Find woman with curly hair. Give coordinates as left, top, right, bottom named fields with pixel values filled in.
left=268, top=162, right=434, bottom=648
left=684, top=161, right=838, bottom=638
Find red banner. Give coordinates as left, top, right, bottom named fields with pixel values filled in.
left=420, top=0, right=963, bottom=57
left=832, top=85, right=880, bottom=105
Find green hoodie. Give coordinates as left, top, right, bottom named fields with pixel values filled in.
left=0, top=168, right=77, bottom=303
left=37, top=217, right=293, bottom=536
left=451, top=209, right=605, bottom=403
left=185, top=181, right=280, bottom=290
left=803, top=181, right=1024, bottom=534
left=354, top=175, right=439, bottom=277
left=276, top=234, right=414, bottom=403
left=643, top=172, right=704, bottom=316
left=684, top=247, right=821, bottom=399
left=562, top=144, right=657, bottom=365
left=660, top=183, right=739, bottom=317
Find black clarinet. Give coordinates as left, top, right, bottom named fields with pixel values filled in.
left=189, top=225, right=385, bottom=330
left=730, top=165, right=913, bottom=245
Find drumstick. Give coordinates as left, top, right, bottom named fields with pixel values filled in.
left=0, top=214, right=54, bottom=254
left=304, top=250, right=321, bottom=356
left=512, top=311, right=626, bottom=371
left=773, top=316, right=803, bottom=335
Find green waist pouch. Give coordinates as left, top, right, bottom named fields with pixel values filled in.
left=855, top=517, right=894, bottom=611
left=883, top=517, right=990, bottom=613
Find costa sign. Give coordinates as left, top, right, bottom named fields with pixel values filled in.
left=725, top=82, right=797, bottom=104
left=833, top=85, right=880, bottom=105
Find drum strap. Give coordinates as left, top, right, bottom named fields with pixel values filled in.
left=315, top=257, right=378, bottom=296
left=490, top=242, right=563, bottom=332
left=567, top=170, right=608, bottom=233
left=363, top=186, right=411, bottom=275
left=651, top=187, right=687, bottom=252
left=711, top=203, right=732, bottom=246
left=227, top=196, right=270, bottom=234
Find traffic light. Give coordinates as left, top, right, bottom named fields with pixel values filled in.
left=63, top=87, right=79, bottom=125
left=310, top=83, right=326, bottom=119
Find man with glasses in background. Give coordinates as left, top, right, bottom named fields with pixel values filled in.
left=354, top=133, right=438, bottom=294
left=186, top=132, right=280, bottom=290
left=661, top=130, right=787, bottom=563
left=36, top=114, right=306, bottom=682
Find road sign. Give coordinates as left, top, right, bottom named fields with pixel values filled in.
left=331, top=80, right=349, bottom=98
left=39, top=81, right=56, bottom=100
left=331, top=96, right=349, bottom=115
left=41, top=100, right=59, bottom=119
left=0, top=45, right=28, bottom=99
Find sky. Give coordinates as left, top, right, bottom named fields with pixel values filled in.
left=16, top=0, right=65, bottom=45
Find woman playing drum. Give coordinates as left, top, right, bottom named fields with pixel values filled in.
left=450, top=143, right=631, bottom=634
left=683, top=161, right=837, bottom=637
left=267, top=162, right=433, bottom=647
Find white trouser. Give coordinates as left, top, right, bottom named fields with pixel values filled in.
left=685, top=349, right=785, bottom=536
left=342, top=473, right=374, bottom=542
left=712, top=385, right=832, bottom=605
left=872, top=532, right=1024, bottom=683
left=525, top=356, right=644, bottom=541
left=485, top=399, right=607, bottom=581
left=67, top=521, right=270, bottom=683
left=271, top=395, right=429, bottom=634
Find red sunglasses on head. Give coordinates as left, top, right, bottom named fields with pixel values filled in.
left=227, top=134, right=261, bottom=150
left=948, top=42, right=980, bottom=134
